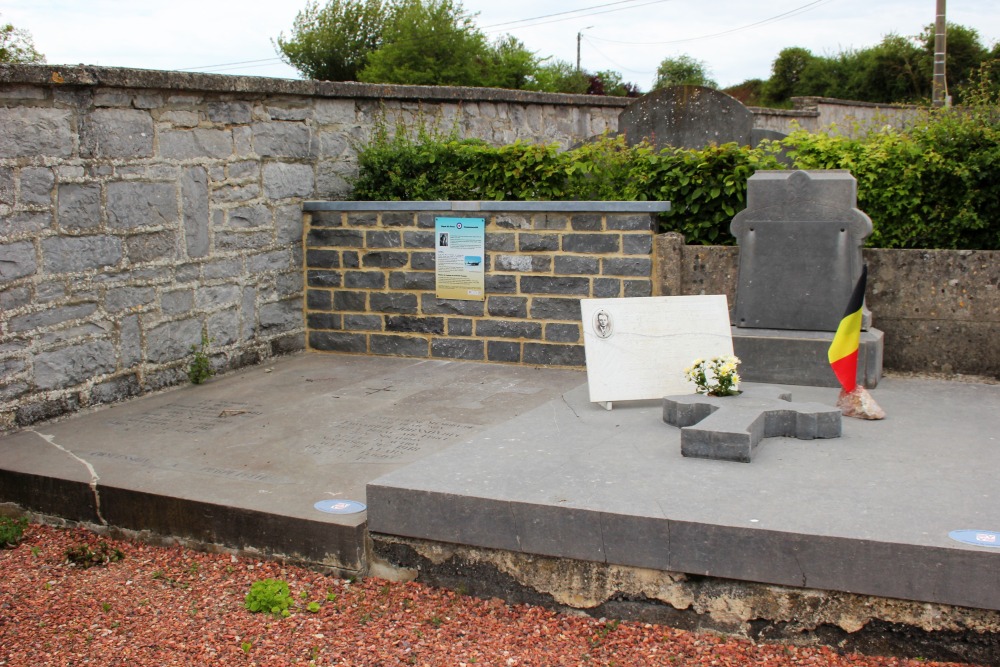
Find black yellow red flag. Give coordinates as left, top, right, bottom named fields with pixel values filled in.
left=828, top=265, right=867, bottom=393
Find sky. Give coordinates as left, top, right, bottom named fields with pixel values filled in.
left=4, top=0, right=998, bottom=91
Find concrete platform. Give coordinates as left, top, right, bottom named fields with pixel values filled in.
left=368, top=372, right=1000, bottom=612
left=1, top=352, right=998, bottom=613
left=0, top=353, right=582, bottom=573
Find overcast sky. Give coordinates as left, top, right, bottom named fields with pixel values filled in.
left=4, top=0, right=998, bottom=90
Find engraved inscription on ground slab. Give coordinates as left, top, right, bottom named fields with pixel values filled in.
left=305, top=417, right=478, bottom=463
left=108, top=400, right=263, bottom=435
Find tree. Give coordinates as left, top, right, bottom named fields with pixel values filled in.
left=853, top=34, right=928, bottom=103
left=358, top=0, right=491, bottom=86
left=762, top=47, right=814, bottom=105
left=0, top=15, right=44, bottom=64
left=723, top=79, right=766, bottom=106
left=653, top=55, right=716, bottom=90
left=522, top=59, right=637, bottom=96
left=795, top=51, right=851, bottom=98
left=275, top=0, right=387, bottom=81
left=525, top=59, right=590, bottom=94
left=588, top=70, right=641, bottom=97
left=918, top=23, right=989, bottom=102
left=482, top=36, right=539, bottom=90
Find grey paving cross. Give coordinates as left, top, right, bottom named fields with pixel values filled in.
left=662, top=385, right=842, bottom=463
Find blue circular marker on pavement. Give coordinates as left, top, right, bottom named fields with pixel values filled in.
left=949, top=529, right=1000, bottom=548
left=314, top=499, right=367, bottom=515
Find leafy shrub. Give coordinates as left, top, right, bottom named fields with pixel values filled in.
left=0, top=517, right=28, bottom=548
left=351, top=90, right=1000, bottom=250
left=621, top=141, right=782, bottom=244
left=353, top=131, right=779, bottom=244
left=245, top=578, right=293, bottom=617
left=782, top=104, right=1000, bottom=249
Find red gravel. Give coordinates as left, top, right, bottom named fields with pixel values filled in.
left=0, top=523, right=982, bottom=667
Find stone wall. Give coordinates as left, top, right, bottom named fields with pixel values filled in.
left=752, top=97, right=922, bottom=136
left=0, top=64, right=969, bottom=430
left=0, top=65, right=625, bottom=431
left=304, top=202, right=665, bottom=366
left=654, top=234, right=1000, bottom=379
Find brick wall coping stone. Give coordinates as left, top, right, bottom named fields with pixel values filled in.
left=0, top=63, right=632, bottom=108
left=303, top=201, right=671, bottom=213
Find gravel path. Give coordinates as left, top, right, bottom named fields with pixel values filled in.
left=0, top=523, right=983, bottom=667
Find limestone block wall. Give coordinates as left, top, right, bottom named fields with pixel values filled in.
left=304, top=202, right=666, bottom=367
left=654, top=234, right=1000, bottom=379
left=751, top=97, right=922, bottom=136
left=0, top=65, right=625, bottom=431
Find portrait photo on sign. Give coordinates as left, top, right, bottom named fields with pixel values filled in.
left=438, top=232, right=449, bottom=247
left=593, top=309, right=614, bottom=338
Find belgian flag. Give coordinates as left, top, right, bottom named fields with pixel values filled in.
left=828, top=265, right=867, bottom=393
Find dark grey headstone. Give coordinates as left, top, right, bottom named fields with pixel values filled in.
left=731, top=170, right=871, bottom=332
left=618, top=86, right=754, bottom=150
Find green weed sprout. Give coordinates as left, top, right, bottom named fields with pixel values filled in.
left=245, top=578, right=293, bottom=617
left=0, top=517, right=28, bottom=548
left=188, top=332, right=215, bottom=385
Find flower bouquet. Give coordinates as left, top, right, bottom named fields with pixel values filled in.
left=684, top=355, right=742, bottom=397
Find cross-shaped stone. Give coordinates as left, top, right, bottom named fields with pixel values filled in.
left=662, top=385, right=842, bottom=463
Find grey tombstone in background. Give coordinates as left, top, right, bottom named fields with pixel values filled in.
left=729, top=170, right=884, bottom=388
left=619, top=86, right=754, bottom=150
left=617, top=85, right=785, bottom=151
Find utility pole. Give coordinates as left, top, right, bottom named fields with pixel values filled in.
left=932, top=0, right=948, bottom=107
left=576, top=26, right=593, bottom=72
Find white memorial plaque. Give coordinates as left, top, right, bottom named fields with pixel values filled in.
left=580, top=295, right=734, bottom=405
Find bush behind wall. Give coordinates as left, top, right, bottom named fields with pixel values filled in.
left=353, top=101, right=1000, bottom=250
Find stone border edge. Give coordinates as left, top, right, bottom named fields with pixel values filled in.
left=303, top=201, right=671, bottom=213
left=0, top=63, right=632, bottom=108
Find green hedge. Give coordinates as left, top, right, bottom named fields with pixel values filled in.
left=783, top=108, right=1000, bottom=249
left=353, top=132, right=781, bottom=245
left=352, top=103, right=1000, bottom=249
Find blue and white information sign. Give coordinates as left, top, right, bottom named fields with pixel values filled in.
left=314, top=499, right=367, bottom=515
left=435, top=217, right=485, bottom=301
left=948, top=529, right=1000, bottom=548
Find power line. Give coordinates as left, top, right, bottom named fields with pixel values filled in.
left=479, top=0, right=651, bottom=30
left=481, top=0, right=679, bottom=34
left=587, top=0, right=834, bottom=46
left=581, top=36, right=655, bottom=75
left=179, top=57, right=284, bottom=72
left=199, top=62, right=291, bottom=75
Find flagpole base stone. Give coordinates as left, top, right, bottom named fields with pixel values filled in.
left=663, top=385, right=843, bottom=463
left=837, top=386, right=886, bottom=420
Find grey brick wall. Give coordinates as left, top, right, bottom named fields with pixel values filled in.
left=304, top=203, right=663, bottom=368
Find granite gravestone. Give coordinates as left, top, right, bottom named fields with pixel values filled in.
left=617, top=85, right=785, bottom=151
left=729, top=170, right=884, bottom=388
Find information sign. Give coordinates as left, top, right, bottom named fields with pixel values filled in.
left=435, top=217, right=485, bottom=301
